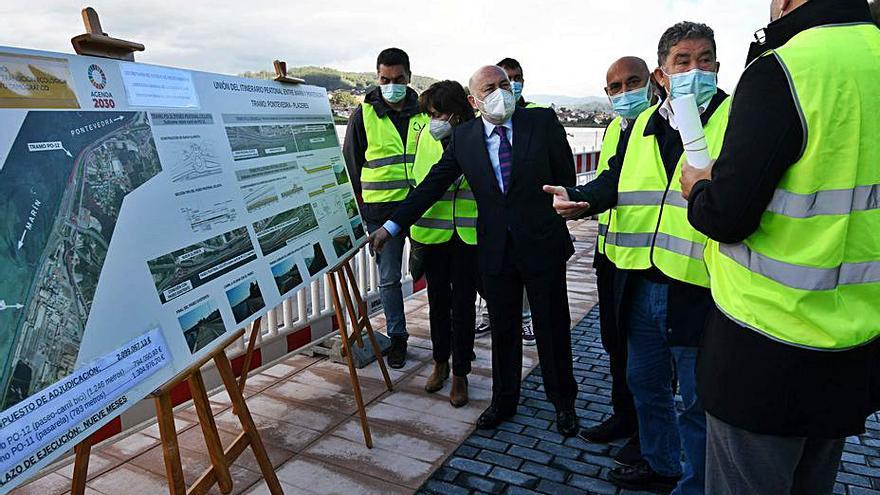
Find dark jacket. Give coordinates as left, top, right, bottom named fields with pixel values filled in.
left=390, top=107, right=576, bottom=276
left=688, top=0, right=880, bottom=438
left=566, top=92, right=729, bottom=347
left=342, top=86, right=423, bottom=226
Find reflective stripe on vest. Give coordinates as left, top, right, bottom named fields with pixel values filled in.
left=360, top=102, right=429, bottom=203
left=606, top=98, right=731, bottom=287
left=595, top=117, right=623, bottom=255
left=704, top=23, right=880, bottom=350
left=409, top=128, right=479, bottom=245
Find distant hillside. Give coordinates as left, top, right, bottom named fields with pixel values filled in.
left=529, top=94, right=611, bottom=112
left=239, top=66, right=439, bottom=92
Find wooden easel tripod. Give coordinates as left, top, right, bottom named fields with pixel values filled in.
left=325, top=250, right=394, bottom=448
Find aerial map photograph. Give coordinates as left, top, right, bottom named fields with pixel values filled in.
left=0, top=111, right=161, bottom=409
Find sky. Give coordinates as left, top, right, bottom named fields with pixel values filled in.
left=0, top=0, right=772, bottom=96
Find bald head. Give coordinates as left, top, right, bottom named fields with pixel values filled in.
left=605, top=56, right=651, bottom=96
left=468, top=65, right=511, bottom=101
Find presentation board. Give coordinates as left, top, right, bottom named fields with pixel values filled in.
left=0, top=46, right=366, bottom=492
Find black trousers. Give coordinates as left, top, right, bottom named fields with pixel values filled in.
left=596, top=255, right=637, bottom=428
left=422, top=234, right=479, bottom=376
left=482, top=242, right=578, bottom=411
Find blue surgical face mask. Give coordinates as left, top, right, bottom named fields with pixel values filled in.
left=511, top=81, right=524, bottom=102
left=380, top=83, right=407, bottom=104
left=664, top=68, right=718, bottom=107
left=610, top=85, right=651, bottom=119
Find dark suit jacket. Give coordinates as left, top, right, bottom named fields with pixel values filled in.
left=390, top=107, right=576, bottom=276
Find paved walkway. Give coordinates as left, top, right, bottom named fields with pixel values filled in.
left=11, top=217, right=879, bottom=494
left=9, top=220, right=599, bottom=495
left=417, top=307, right=880, bottom=495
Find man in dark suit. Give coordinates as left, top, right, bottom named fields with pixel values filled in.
left=368, top=65, right=580, bottom=436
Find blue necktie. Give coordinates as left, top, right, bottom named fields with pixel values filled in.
left=494, top=125, right=512, bottom=193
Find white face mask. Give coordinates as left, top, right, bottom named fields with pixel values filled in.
left=476, top=88, right=516, bottom=124
left=429, top=118, right=453, bottom=140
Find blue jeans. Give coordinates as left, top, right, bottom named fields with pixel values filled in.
left=368, top=222, right=407, bottom=338
left=626, top=276, right=706, bottom=495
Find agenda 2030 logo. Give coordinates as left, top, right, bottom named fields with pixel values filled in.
left=87, top=64, right=107, bottom=90
left=86, top=63, right=116, bottom=108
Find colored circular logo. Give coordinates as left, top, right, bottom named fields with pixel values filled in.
left=88, top=64, right=107, bottom=90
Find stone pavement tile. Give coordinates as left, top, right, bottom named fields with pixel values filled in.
left=88, top=464, right=169, bottom=495
left=246, top=457, right=410, bottom=495
left=214, top=409, right=323, bottom=453
left=259, top=362, right=301, bottom=380
left=330, top=418, right=458, bottom=464
left=55, top=452, right=123, bottom=482
left=139, top=414, right=197, bottom=440
left=9, top=472, right=71, bottom=495
left=378, top=388, right=488, bottom=424
left=97, top=431, right=160, bottom=461
left=128, top=442, right=213, bottom=484
left=325, top=359, right=413, bottom=386
left=366, top=401, right=474, bottom=444
left=241, top=372, right=285, bottom=396
left=304, top=434, right=436, bottom=488
left=262, top=377, right=371, bottom=415
left=243, top=393, right=348, bottom=434
left=308, top=350, right=428, bottom=385
left=175, top=422, right=295, bottom=470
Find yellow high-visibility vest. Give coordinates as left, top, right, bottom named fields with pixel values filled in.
left=360, top=102, right=429, bottom=203
left=605, top=97, right=731, bottom=287
left=409, top=128, right=478, bottom=245
left=705, top=23, right=880, bottom=350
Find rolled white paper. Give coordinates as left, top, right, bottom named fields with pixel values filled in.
left=670, top=94, right=711, bottom=169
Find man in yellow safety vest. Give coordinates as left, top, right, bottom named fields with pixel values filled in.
left=680, top=0, right=880, bottom=493
left=342, top=47, right=429, bottom=370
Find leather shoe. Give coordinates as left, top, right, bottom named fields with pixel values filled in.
left=609, top=460, right=680, bottom=493
left=579, top=415, right=636, bottom=444
left=424, top=361, right=449, bottom=393
left=613, top=434, right=642, bottom=467
left=387, top=336, right=407, bottom=369
left=449, top=376, right=468, bottom=408
left=476, top=404, right=516, bottom=430
left=556, top=409, right=580, bottom=437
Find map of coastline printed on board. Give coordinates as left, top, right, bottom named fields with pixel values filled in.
left=0, top=46, right=366, bottom=492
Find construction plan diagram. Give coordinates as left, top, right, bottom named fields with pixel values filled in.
left=0, top=45, right=365, bottom=492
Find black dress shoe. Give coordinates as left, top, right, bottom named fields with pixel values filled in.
left=556, top=409, right=580, bottom=437
left=608, top=460, right=680, bottom=493
left=387, top=336, right=407, bottom=369
left=578, top=414, right=637, bottom=444
left=613, top=434, right=642, bottom=467
left=476, top=404, right=516, bottom=430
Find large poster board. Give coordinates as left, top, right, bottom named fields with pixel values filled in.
left=0, top=46, right=366, bottom=492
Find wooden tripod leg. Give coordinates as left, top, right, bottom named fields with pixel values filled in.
left=154, top=392, right=187, bottom=494
left=71, top=435, right=92, bottom=495
left=344, top=263, right=393, bottom=391
left=328, top=270, right=373, bottom=448
left=188, top=370, right=233, bottom=494
left=213, top=352, right=284, bottom=494
left=237, top=317, right=262, bottom=392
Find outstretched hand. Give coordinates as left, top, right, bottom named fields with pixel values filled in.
left=367, top=227, right=391, bottom=256
left=543, top=185, right=590, bottom=220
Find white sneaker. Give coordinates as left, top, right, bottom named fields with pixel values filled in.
left=522, top=320, right=536, bottom=346
left=475, top=316, right=491, bottom=334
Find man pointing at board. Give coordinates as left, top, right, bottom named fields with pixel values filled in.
left=369, top=65, right=581, bottom=437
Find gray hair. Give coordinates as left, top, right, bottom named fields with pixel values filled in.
left=657, top=21, right=716, bottom=66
